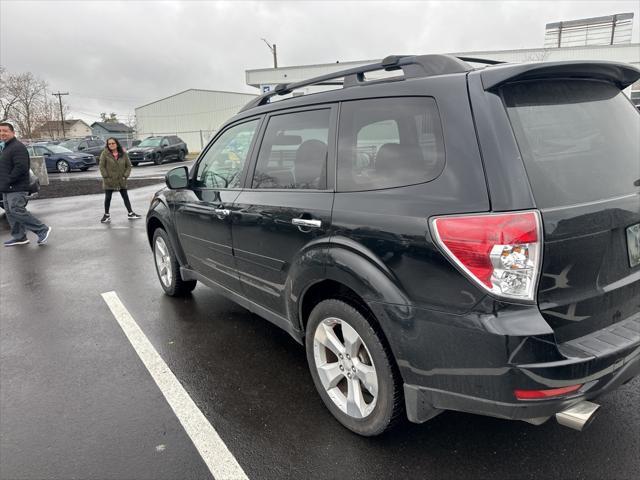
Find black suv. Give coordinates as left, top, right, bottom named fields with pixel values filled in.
left=59, top=138, right=105, bottom=157
left=146, top=55, right=640, bottom=436
left=128, top=135, right=188, bottom=166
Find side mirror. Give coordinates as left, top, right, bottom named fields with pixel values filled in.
left=42, top=152, right=51, bottom=157
left=78, top=145, right=85, bottom=151
left=166, top=166, right=189, bottom=189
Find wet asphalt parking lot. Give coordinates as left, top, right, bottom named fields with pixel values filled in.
left=1, top=173, right=639, bottom=480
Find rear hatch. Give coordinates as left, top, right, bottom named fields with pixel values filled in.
left=501, top=78, right=640, bottom=343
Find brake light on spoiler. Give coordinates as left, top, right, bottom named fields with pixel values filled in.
left=430, top=211, right=542, bottom=302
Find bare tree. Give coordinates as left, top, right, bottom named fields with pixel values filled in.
left=100, top=112, right=119, bottom=123
left=0, top=66, right=20, bottom=123
left=5, top=71, right=48, bottom=137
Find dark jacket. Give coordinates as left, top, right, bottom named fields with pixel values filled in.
left=0, top=137, right=30, bottom=193
left=99, top=149, right=132, bottom=190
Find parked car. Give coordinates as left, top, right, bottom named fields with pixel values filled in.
left=128, top=135, right=188, bottom=166
left=27, top=144, right=96, bottom=173
left=146, top=55, right=640, bottom=436
left=59, top=138, right=105, bottom=157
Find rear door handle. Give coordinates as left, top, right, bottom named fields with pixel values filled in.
left=292, top=218, right=321, bottom=229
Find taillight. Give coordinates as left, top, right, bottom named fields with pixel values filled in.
left=430, top=211, right=542, bottom=301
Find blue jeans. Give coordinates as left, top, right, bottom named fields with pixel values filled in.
left=2, top=191, right=48, bottom=239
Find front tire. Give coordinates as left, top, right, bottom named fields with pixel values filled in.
left=154, top=153, right=164, bottom=165
left=56, top=160, right=70, bottom=173
left=305, top=299, right=403, bottom=436
left=177, top=150, right=185, bottom=161
left=152, top=228, right=197, bottom=296
left=132, top=162, right=139, bottom=167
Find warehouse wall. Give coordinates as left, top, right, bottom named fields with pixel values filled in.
left=135, top=89, right=257, bottom=152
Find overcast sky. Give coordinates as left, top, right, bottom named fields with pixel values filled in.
left=1, top=0, right=639, bottom=124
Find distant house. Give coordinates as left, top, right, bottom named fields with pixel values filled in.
left=32, top=119, right=92, bottom=140
left=91, top=122, right=135, bottom=141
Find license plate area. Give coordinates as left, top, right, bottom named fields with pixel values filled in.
left=627, top=223, right=640, bottom=268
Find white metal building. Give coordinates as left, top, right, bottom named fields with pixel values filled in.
left=135, top=89, right=257, bottom=152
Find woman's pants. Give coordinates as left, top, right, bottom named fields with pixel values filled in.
left=104, top=189, right=132, bottom=214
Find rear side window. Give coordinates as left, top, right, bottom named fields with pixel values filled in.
left=337, top=97, right=445, bottom=191
left=502, top=80, right=640, bottom=208
left=252, top=109, right=330, bottom=190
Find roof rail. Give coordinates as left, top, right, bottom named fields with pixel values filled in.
left=456, top=56, right=505, bottom=65
left=240, top=54, right=472, bottom=112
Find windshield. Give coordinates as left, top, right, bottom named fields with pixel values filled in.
left=47, top=145, right=74, bottom=154
left=59, top=140, right=80, bottom=149
left=138, top=138, right=161, bottom=147
left=503, top=79, right=640, bottom=208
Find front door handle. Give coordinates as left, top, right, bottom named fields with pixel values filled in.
left=292, top=218, right=321, bottom=229
left=214, top=208, right=231, bottom=219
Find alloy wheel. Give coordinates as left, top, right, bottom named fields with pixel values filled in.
left=312, top=317, right=378, bottom=419
left=57, top=160, right=69, bottom=173
left=154, top=236, right=173, bottom=288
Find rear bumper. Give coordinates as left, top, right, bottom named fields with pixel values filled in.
left=367, top=300, right=640, bottom=424
left=405, top=344, right=640, bottom=423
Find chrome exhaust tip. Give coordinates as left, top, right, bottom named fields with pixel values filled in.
left=555, top=400, right=600, bottom=431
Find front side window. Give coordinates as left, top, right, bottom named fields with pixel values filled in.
left=337, top=97, right=445, bottom=191
left=194, top=119, right=260, bottom=189
left=252, top=109, right=330, bottom=189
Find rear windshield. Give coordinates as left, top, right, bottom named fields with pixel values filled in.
left=502, top=80, right=640, bottom=208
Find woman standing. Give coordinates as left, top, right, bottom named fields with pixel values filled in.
left=99, top=137, right=141, bottom=223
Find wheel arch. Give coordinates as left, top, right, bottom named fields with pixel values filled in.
left=146, top=203, right=189, bottom=267
left=294, top=238, right=411, bottom=370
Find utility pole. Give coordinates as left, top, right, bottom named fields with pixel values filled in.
left=51, top=91, right=69, bottom=138
left=261, top=38, right=278, bottom=68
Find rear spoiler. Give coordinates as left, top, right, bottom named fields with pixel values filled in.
left=480, top=61, right=640, bottom=91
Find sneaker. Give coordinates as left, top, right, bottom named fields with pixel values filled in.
left=101, top=213, right=111, bottom=223
left=4, top=237, right=29, bottom=247
left=37, top=226, right=52, bottom=245
left=127, top=212, right=141, bottom=220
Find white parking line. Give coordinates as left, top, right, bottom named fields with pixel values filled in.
left=101, top=291, right=248, bottom=480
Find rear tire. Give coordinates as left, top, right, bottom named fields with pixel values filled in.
left=152, top=228, right=197, bottom=296
left=305, top=299, right=403, bottom=436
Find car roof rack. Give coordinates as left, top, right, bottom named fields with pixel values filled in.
left=240, top=54, right=475, bottom=112
left=456, top=56, right=505, bottom=65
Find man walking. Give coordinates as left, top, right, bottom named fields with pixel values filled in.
left=0, top=122, right=51, bottom=246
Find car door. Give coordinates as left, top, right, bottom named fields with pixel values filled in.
left=160, top=137, right=172, bottom=161
left=33, top=146, right=54, bottom=171
left=232, top=106, right=336, bottom=316
left=173, top=118, right=262, bottom=292
left=88, top=140, right=104, bottom=156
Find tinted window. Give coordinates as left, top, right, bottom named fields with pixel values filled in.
left=337, top=97, right=445, bottom=191
left=194, top=119, right=259, bottom=189
left=89, top=140, right=102, bottom=147
left=252, top=109, right=330, bottom=189
left=503, top=80, right=640, bottom=208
